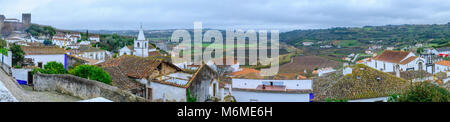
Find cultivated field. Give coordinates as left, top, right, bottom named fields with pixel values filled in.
left=279, top=56, right=342, bottom=74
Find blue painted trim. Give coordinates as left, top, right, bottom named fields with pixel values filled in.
left=17, top=79, right=27, bottom=85
left=64, top=54, right=67, bottom=71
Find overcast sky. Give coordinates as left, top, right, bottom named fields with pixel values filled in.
left=1, top=0, right=450, bottom=31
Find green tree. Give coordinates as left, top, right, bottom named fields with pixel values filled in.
left=0, top=38, right=7, bottom=48
left=416, top=47, right=424, bottom=54
left=69, top=65, right=112, bottom=85
left=32, top=61, right=66, bottom=74
left=43, top=26, right=56, bottom=38
left=43, top=40, right=52, bottom=46
left=186, top=89, right=198, bottom=102
left=9, top=44, right=24, bottom=66
left=388, top=82, right=449, bottom=102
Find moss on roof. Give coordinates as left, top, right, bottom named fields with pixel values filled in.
left=313, top=64, right=410, bottom=101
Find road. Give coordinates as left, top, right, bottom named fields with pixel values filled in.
left=0, top=68, right=81, bottom=102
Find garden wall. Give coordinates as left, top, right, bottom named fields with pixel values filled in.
left=33, top=72, right=148, bottom=102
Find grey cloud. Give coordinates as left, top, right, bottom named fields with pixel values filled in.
left=0, top=0, right=449, bottom=31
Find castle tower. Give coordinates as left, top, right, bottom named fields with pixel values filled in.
left=0, top=14, right=4, bottom=37
left=0, top=14, right=5, bottom=23
left=134, top=24, right=149, bottom=57
left=22, top=13, right=31, bottom=27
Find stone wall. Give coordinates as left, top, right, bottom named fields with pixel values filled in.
left=1, top=62, right=11, bottom=75
left=33, top=72, right=148, bottom=102
left=188, top=65, right=218, bottom=102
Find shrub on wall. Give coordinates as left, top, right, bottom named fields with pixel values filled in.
left=388, top=82, right=449, bottom=102
left=10, top=44, right=24, bottom=66
left=32, top=61, right=66, bottom=74
left=69, top=65, right=112, bottom=85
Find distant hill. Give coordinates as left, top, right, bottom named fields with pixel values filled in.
left=280, top=23, right=450, bottom=47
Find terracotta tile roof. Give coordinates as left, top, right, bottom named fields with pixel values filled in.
left=436, top=60, right=450, bottom=67
left=373, top=50, right=411, bottom=63
left=78, top=46, right=105, bottom=53
left=148, top=51, right=161, bottom=57
left=231, top=68, right=260, bottom=76
left=21, top=46, right=66, bottom=55
left=185, top=64, right=217, bottom=88
left=98, top=55, right=182, bottom=79
left=151, top=79, right=187, bottom=88
left=274, top=73, right=298, bottom=80
left=399, top=56, right=418, bottom=65
left=102, top=66, right=143, bottom=90
left=297, top=75, right=307, bottom=79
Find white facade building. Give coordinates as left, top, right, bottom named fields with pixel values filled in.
left=89, top=35, right=100, bottom=42
left=52, top=38, right=72, bottom=48
left=435, top=60, right=450, bottom=73
left=366, top=50, right=425, bottom=72
left=232, top=78, right=313, bottom=102
left=119, top=46, right=133, bottom=56
left=21, top=46, right=67, bottom=68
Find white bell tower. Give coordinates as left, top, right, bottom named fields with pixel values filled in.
left=134, top=24, right=149, bottom=57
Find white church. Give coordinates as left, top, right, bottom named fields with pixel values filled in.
left=119, top=25, right=157, bottom=57
left=362, top=50, right=427, bottom=73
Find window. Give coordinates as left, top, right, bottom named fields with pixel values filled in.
left=38, top=62, right=43, bottom=68
left=137, top=42, right=140, bottom=47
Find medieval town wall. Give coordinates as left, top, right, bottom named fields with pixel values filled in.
left=33, top=72, right=148, bottom=102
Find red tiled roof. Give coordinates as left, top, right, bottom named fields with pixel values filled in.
left=231, top=68, right=260, bottom=76
left=21, top=46, right=66, bottom=55
left=436, top=60, right=450, bottom=67
left=148, top=51, right=161, bottom=57
left=374, top=50, right=411, bottom=63
left=399, top=56, right=418, bottom=65
left=98, top=55, right=181, bottom=79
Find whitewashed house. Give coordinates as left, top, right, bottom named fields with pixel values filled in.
left=302, top=42, right=314, bottom=46
left=52, top=38, right=72, bottom=48
left=5, top=37, right=23, bottom=43
left=20, top=46, right=67, bottom=69
left=435, top=60, right=450, bottom=73
left=69, top=35, right=80, bottom=43
left=89, top=35, right=100, bottom=42
left=366, top=50, right=425, bottom=72
left=119, top=46, right=133, bottom=56
left=74, top=46, right=107, bottom=64
left=318, top=67, right=336, bottom=77
left=98, top=56, right=223, bottom=102
left=232, top=79, right=313, bottom=102
left=149, top=64, right=224, bottom=102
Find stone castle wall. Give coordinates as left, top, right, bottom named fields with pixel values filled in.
left=33, top=72, right=149, bottom=102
